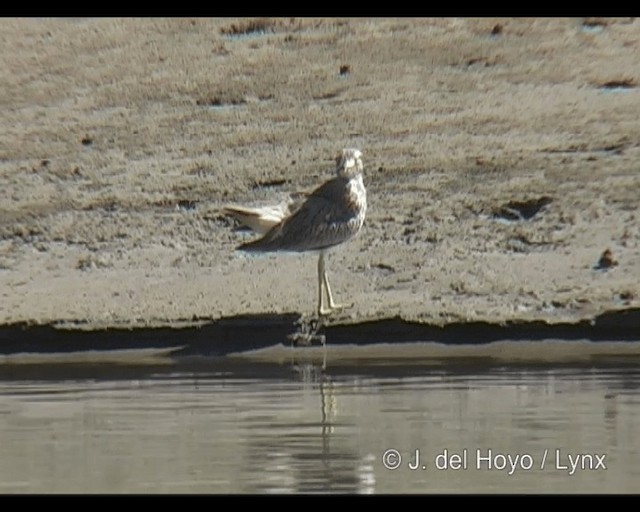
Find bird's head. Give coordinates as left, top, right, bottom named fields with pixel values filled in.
left=335, top=148, right=363, bottom=179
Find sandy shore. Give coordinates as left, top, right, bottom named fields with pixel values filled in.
left=1, top=18, right=639, bottom=334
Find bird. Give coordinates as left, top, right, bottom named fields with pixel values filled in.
left=223, top=148, right=367, bottom=317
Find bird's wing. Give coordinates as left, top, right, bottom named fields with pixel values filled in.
left=223, top=189, right=311, bottom=235
left=222, top=205, right=287, bottom=234
left=240, top=178, right=356, bottom=252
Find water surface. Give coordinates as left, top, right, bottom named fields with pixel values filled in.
left=0, top=347, right=638, bottom=493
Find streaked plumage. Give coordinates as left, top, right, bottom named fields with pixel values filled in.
left=223, top=148, right=367, bottom=316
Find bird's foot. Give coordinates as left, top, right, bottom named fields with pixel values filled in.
left=318, top=302, right=353, bottom=317
left=289, top=315, right=326, bottom=346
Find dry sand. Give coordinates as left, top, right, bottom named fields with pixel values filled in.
left=1, top=18, right=639, bottom=336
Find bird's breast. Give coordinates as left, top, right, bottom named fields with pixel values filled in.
left=344, top=175, right=367, bottom=218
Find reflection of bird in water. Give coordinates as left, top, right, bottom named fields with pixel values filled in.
left=223, top=148, right=367, bottom=317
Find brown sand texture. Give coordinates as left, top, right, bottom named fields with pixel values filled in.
left=1, top=18, right=639, bottom=339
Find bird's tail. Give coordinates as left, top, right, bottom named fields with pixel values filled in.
left=236, top=229, right=282, bottom=252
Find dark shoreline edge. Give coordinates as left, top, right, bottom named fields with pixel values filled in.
left=1, top=307, right=639, bottom=358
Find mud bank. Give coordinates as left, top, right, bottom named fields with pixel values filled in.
left=1, top=308, right=639, bottom=363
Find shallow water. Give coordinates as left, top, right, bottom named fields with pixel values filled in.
left=0, top=351, right=639, bottom=493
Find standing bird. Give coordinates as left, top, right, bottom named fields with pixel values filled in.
left=223, top=148, right=367, bottom=317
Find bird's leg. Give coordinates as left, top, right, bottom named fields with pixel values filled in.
left=317, top=253, right=325, bottom=316
left=317, top=252, right=329, bottom=316
left=317, top=251, right=352, bottom=316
